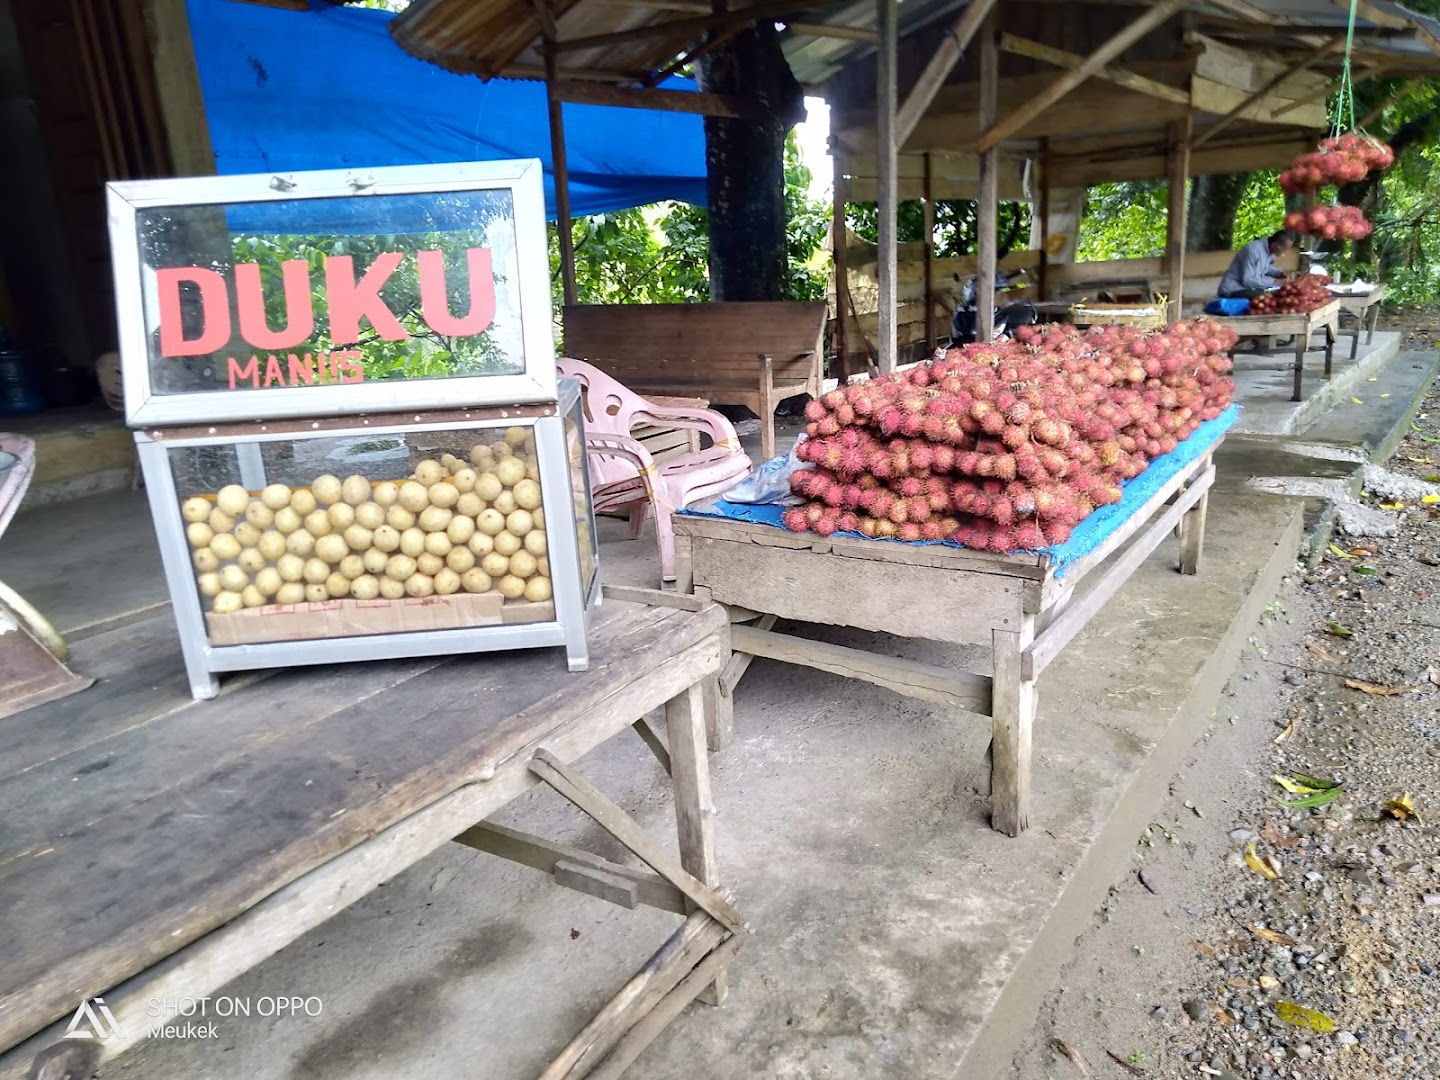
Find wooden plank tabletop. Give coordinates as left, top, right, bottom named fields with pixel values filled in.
left=0, top=600, right=726, bottom=1053
left=1208, top=298, right=1340, bottom=334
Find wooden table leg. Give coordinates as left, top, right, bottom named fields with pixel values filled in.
left=1324, top=323, right=1336, bottom=378
left=1291, top=332, right=1305, bottom=402
left=1367, top=302, right=1380, bottom=344
left=1177, top=460, right=1211, bottom=576
left=990, top=627, right=1036, bottom=836
left=666, top=681, right=728, bottom=1005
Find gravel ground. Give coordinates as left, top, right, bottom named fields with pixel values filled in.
left=1011, top=379, right=1440, bottom=1080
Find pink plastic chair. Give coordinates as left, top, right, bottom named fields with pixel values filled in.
left=558, top=358, right=753, bottom=582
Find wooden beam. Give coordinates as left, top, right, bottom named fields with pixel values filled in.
left=1360, top=76, right=1424, bottom=128
left=554, top=0, right=827, bottom=52
left=976, top=10, right=999, bottom=342
left=1190, top=38, right=1338, bottom=149
left=784, top=20, right=876, bottom=41
left=1270, top=63, right=1389, bottom=118
left=1165, top=116, right=1190, bottom=326
left=550, top=80, right=766, bottom=119
left=876, top=0, right=898, bottom=373
left=998, top=33, right=1190, bottom=106
left=530, top=0, right=559, bottom=42
left=832, top=151, right=850, bottom=380
left=1037, top=138, right=1051, bottom=300
left=923, top=152, right=935, bottom=351
left=643, top=23, right=746, bottom=87
left=545, top=45, right=578, bottom=308
left=977, top=0, right=1187, bottom=153
left=502, top=63, right=640, bottom=82
left=893, top=0, right=997, bottom=147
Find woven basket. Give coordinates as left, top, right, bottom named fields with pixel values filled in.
left=1067, top=300, right=1168, bottom=330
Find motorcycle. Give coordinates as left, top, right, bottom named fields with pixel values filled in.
left=949, top=269, right=1039, bottom=345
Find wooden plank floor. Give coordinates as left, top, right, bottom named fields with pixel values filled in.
left=0, top=600, right=725, bottom=1053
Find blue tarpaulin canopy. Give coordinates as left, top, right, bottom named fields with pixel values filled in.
left=185, top=0, right=708, bottom=220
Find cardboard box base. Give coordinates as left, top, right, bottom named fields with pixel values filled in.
left=205, top=592, right=557, bottom=646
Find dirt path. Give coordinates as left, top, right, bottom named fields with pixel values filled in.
left=1010, top=381, right=1440, bottom=1080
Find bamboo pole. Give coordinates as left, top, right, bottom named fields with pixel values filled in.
left=1166, top=116, right=1191, bottom=325
left=923, top=152, right=936, bottom=351
left=544, top=42, right=578, bottom=307
left=976, top=10, right=999, bottom=342
left=832, top=151, right=850, bottom=381
left=876, top=0, right=898, bottom=372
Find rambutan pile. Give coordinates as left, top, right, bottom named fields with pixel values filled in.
left=1246, top=273, right=1334, bottom=315
left=1279, top=133, right=1393, bottom=194
left=787, top=318, right=1236, bottom=554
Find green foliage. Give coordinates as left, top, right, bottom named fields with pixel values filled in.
left=1232, top=171, right=1286, bottom=246
left=546, top=130, right=831, bottom=307
left=846, top=199, right=1031, bottom=258
left=1076, top=181, right=1169, bottom=261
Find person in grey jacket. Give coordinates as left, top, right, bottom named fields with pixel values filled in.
left=1218, top=230, right=1295, bottom=299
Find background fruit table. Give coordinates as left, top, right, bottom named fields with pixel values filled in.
left=0, top=590, right=736, bottom=1080
left=672, top=407, right=1236, bottom=836
left=1330, top=284, right=1387, bottom=357
left=1209, top=299, right=1348, bottom=402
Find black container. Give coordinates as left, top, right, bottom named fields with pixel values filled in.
left=0, top=329, right=46, bottom=416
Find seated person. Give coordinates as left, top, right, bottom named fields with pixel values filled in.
left=1218, top=230, right=1294, bottom=300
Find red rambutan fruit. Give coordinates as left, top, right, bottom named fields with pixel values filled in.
left=899, top=476, right=925, bottom=497
left=804, top=503, right=826, bottom=526
left=920, top=520, right=944, bottom=541
left=992, top=455, right=1018, bottom=482
left=910, top=442, right=935, bottom=473
left=782, top=507, right=808, bottom=532
left=981, top=411, right=1007, bottom=436
left=822, top=483, right=845, bottom=507
left=1042, top=521, right=1073, bottom=546
left=898, top=522, right=923, bottom=542
left=804, top=400, right=827, bottom=422
left=1014, top=521, right=1047, bottom=550
left=991, top=495, right=1015, bottom=526
left=907, top=496, right=932, bottom=522
left=877, top=406, right=906, bottom=437
left=813, top=511, right=839, bottom=537
left=871, top=492, right=896, bottom=520
left=987, top=529, right=1018, bottom=554
left=932, top=446, right=956, bottom=473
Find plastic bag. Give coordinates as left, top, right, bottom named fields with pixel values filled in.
left=722, top=434, right=810, bottom=505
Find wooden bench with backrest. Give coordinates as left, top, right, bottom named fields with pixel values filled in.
left=563, top=301, right=827, bottom=462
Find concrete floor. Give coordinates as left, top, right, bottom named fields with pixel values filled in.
left=12, top=343, right=1433, bottom=1079
left=1228, top=328, right=1399, bottom=436
left=3, top=471, right=1302, bottom=1080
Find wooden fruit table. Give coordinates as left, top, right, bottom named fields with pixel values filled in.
left=1210, top=298, right=1347, bottom=401
left=0, top=588, right=737, bottom=1080
left=673, top=420, right=1230, bottom=836
left=1330, top=284, right=1387, bottom=358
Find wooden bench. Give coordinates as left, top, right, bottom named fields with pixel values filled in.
left=0, top=590, right=739, bottom=1080
left=563, top=302, right=827, bottom=462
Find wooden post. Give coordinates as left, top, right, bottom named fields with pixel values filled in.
left=1165, top=116, right=1190, bottom=325
left=1037, top=139, right=1051, bottom=301
left=142, top=0, right=216, bottom=175
left=876, top=0, right=898, bottom=373
left=990, top=625, right=1036, bottom=836
left=832, top=151, right=850, bottom=382
left=923, top=152, right=936, bottom=351
left=976, top=10, right=999, bottom=343
left=1177, top=453, right=1211, bottom=575
left=544, top=42, right=578, bottom=307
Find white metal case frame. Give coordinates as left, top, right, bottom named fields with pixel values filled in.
left=107, top=160, right=558, bottom=428
left=138, top=386, right=600, bottom=701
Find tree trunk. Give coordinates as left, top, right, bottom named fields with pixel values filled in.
left=696, top=24, right=806, bottom=301
left=1185, top=173, right=1250, bottom=251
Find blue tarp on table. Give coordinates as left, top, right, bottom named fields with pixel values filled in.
left=185, top=0, right=708, bottom=220
left=681, top=405, right=1240, bottom=578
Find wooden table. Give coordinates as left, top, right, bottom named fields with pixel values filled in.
left=1210, top=299, right=1346, bottom=402
left=0, top=587, right=736, bottom=1080
left=672, top=447, right=1218, bottom=837
left=1330, top=285, right=1387, bottom=358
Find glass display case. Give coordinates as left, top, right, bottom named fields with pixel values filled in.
left=108, top=163, right=598, bottom=699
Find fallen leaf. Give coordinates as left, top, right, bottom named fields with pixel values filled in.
left=1382, top=793, right=1420, bottom=822
left=1419, top=552, right=1440, bottom=567
left=1345, top=678, right=1417, bottom=696
left=1248, top=925, right=1297, bottom=946
left=1326, top=621, right=1354, bottom=638
left=1354, top=564, right=1377, bottom=576
left=1380, top=501, right=1406, bottom=510
left=1328, top=543, right=1357, bottom=560
left=1351, top=396, right=1364, bottom=404
left=1260, top=975, right=1281, bottom=990
left=1262, top=821, right=1297, bottom=847
left=1274, top=719, right=1296, bottom=744
left=1285, top=787, right=1344, bottom=810
left=1381, top=393, right=1392, bottom=398
left=1349, top=546, right=1377, bottom=556
left=1425, top=495, right=1440, bottom=505
left=1286, top=771, right=1341, bottom=791
left=1275, top=1001, right=1337, bottom=1033
left=1245, top=840, right=1280, bottom=880
left=1227, top=977, right=1252, bottom=989
left=1425, top=474, right=1440, bottom=482
left=1307, top=641, right=1341, bottom=663
left=1105, top=1049, right=1147, bottom=1077
left=1213, top=1005, right=1236, bottom=1026
left=1275, top=773, right=1324, bottom=795
left=1052, top=1038, right=1091, bottom=1076
left=1191, top=940, right=1216, bottom=958
left=1402, top=456, right=1433, bottom=464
